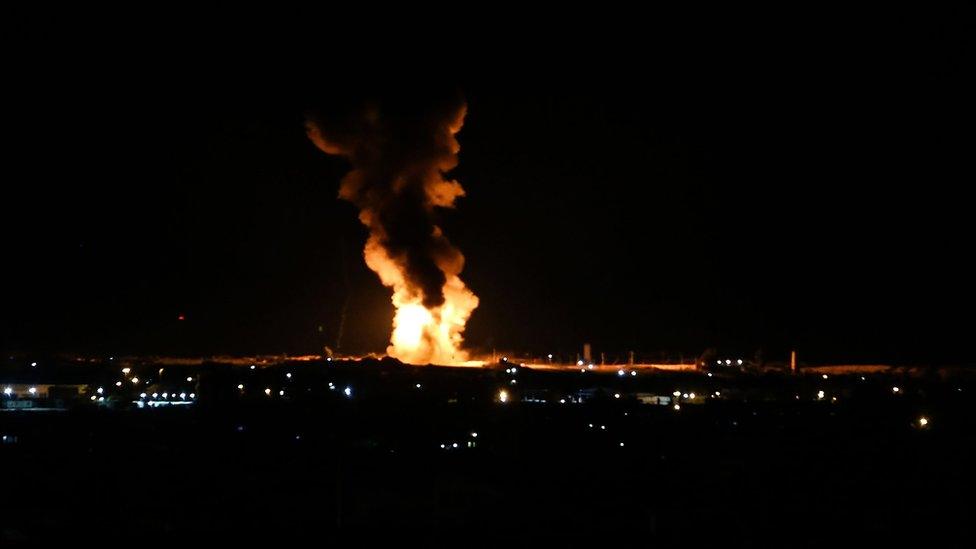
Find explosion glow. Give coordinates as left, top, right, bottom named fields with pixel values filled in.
left=307, top=93, right=479, bottom=365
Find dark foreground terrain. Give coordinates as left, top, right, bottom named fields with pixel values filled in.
left=2, top=359, right=974, bottom=546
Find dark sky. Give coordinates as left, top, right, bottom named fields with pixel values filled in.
left=4, top=9, right=974, bottom=364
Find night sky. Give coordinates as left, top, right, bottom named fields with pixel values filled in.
left=4, top=10, right=974, bottom=364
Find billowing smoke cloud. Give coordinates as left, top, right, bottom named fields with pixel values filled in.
left=306, top=91, right=478, bottom=365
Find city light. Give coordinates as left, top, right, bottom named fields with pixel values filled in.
left=238, top=384, right=244, bottom=390
left=264, top=388, right=271, bottom=396
left=674, top=404, right=681, bottom=411
left=471, top=432, right=478, bottom=438
left=186, top=377, right=193, bottom=382
left=343, top=386, right=352, bottom=397
left=919, top=417, right=929, bottom=428
left=140, top=393, right=147, bottom=398
left=3, top=387, right=11, bottom=396
left=115, top=381, right=123, bottom=387
left=122, top=367, right=131, bottom=374
left=689, top=393, right=696, bottom=399
left=737, top=359, right=743, bottom=365
left=673, top=391, right=681, bottom=397
left=822, top=374, right=828, bottom=380
left=631, top=371, right=637, bottom=377
left=279, top=390, right=285, bottom=396
left=498, top=390, right=509, bottom=403
left=131, top=377, right=139, bottom=384
left=817, top=390, right=825, bottom=400
left=618, top=370, right=625, bottom=377
left=893, top=386, right=900, bottom=393
left=97, top=387, right=104, bottom=394
left=28, top=387, right=37, bottom=395
left=614, top=393, right=620, bottom=399
left=286, top=373, right=292, bottom=379
left=416, top=383, right=422, bottom=389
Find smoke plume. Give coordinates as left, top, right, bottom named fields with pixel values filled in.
left=306, top=91, right=478, bottom=365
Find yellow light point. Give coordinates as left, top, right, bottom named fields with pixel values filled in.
left=122, top=368, right=131, bottom=375
left=919, top=417, right=929, bottom=427
left=498, top=389, right=509, bottom=403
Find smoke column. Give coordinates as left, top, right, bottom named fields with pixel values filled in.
left=306, top=92, right=478, bottom=365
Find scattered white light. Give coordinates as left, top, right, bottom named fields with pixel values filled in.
left=238, top=384, right=245, bottom=390
left=343, top=386, right=352, bottom=397
left=822, top=374, right=828, bottom=380
left=471, top=432, right=478, bottom=438
left=186, top=377, right=193, bottom=382
left=452, top=442, right=458, bottom=448
left=279, top=390, right=285, bottom=396
left=286, top=373, right=292, bottom=379
left=31, top=362, right=37, bottom=367
left=631, top=371, right=637, bottom=376
left=189, top=393, right=195, bottom=399
left=97, top=396, right=104, bottom=402
left=919, top=417, right=929, bottom=427
left=122, top=367, right=131, bottom=374
left=673, top=391, right=681, bottom=397
left=90, top=395, right=97, bottom=401
left=179, top=392, right=186, bottom=399
left=326, top=357, right=333, bottom=362
left=588, top=364, right=594, bottom=370
left=860, top=376, right=866, bottom=381
left=115, top=381, right=123, bottom=387
left=707, top=372, right=713, bottom=377
left=618, top=370, right=625, bottom=377
left=600, top=425, right=606, bottom=430
left=736, top=359, right=743, bottom=365
left=440, top=444, right=446, bottom=449
left=131, top=377, right=139, bottom=384
left=140, top=393, right=147, bottom=398
left=577, top=360, right=584, bottom=366
left=416, top=383, right=422, bottom=389
left=716, top=360, right=722, bottom=365
left=893, top=386, right=900, bottom=393
left=581, top=368, right=586, bottom=373
left=501, top=356, right=507, bottom=362
left=689, top=393, right=696, bottom=399
left=588, top=423, right=594, bottom=428
left=619, top=442, right=625, bottom=447
left=498, top=390, right=509, bottom=403
left=152, top=393, right=158, bottom=398
left=614, top=393, right=620, bottom=399
left=510, top=379, right=517, bottom=385
left=547, top=354, right=553, bottom=360
left=673, top=404, right=681, bottom=411
left=3, top=387, right=11, bottom=396
left=714, top=391, right=721, bottom=397
left=28, top=387, right=36, bottom=395
left=97, top=387, right=104, bottom=394
left=559, top=399, right=566, bottom=404
left=682, top=393, right=689, bottom=399
left=265, top=388, right=272, bottom=396
left=162, top=392, right=168, bottom=399
left=250, top=365, right=256, bottom=370
left=725, top=360, right=731, bottom=365
left=817, top=390, right=825, bottom=400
